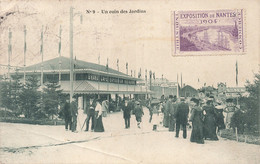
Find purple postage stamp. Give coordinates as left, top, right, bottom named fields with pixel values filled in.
left=172, top=9, right=245, bottom=56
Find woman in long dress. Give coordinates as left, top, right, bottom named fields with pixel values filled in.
left=94, top=99, right=105, bottom=132
left=203, top=100, right=218, bottom=140
left=189, top=98, right=204, bottom=144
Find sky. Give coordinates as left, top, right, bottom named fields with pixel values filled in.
left=0, top=0, right=259, bottom=89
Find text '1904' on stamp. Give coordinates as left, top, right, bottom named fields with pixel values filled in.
left=172, top=9, right=245, bottom=56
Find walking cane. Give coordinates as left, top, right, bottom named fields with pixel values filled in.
left=81, top=117, right=87, bottom=131
left=77, top=115, right=81, bottom=132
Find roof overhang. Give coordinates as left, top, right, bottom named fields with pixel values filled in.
left=59, top=80, right=152, bottom=95
left=11, top=69, right=141, bottom=81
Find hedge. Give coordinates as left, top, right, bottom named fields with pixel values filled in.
left=0, top=117, right=65, bottom=125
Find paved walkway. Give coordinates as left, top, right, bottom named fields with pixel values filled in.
left=0, top=108, right=259, bottom=164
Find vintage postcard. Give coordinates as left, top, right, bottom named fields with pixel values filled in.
left=0, top=0, right=259, bottom=164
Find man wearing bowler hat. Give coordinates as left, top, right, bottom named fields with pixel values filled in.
left=85, top=96, right=96, bottom=132
left=166, top=95, right=175, bottom=131
left=175, top=97, right=189, bottom=138
left=122, top=98, right=131, bottom=129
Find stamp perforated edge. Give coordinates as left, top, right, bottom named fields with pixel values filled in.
left=171, top=9, right=247, bottom=57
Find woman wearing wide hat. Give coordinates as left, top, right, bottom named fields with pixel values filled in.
left=189, top=98, right=204, bottom=144
left=203, top=99, right=218, bottom=140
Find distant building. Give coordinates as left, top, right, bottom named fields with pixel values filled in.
left=198, top=86, right=218, bottom=98
left=180, top=85, right=198, bottom=98
left=217, top=82, right=246, bottom=98
left=225, top=87, right=246, bottom=98
left=139, top=78, right=178, bottom=99
left=217, top=82, right=227, bottom=94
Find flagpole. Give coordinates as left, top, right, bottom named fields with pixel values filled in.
left=177, top=73, right=179, bottom=98
left=41, top=26, right=44, bottom=89
left=140, top=68, right=142, bottom=93
left=181, top=73, right=183, bottom=88
left=23, top=26, right=26, bottom=85
left=134, top=70, right=136, bottom=94
left=117, top=59, right=119, bottom=93
left=145, top=69, right=147, bottom=99
left=40, top=26, right=44, bottom=114
left=98, top=54, right=100, bottom=97
left=126, top=62, right=128, bottom=75
left=236, top=60, right=239, bottom=105
left=8, top=28, right=12, bottom=81
left=58, top=25, right=62, bottom=85
left=162, top=74, right=165, bottom=96
left=149, top=70, right=152, bottom=90
left=236, top=60, right=238, bottom=87
left=126, top=62, right=128, bottom=93
left=197, top=77, right=200, bottom=89
left=106, top=58, right=109, bottom=94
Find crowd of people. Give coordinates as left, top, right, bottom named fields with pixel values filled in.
left=61, top=99, right=78, bottom=132
left=61, top=97, right=106, bottom=133
left=60, top=95, right=228, bottom=144
left=147, top=95, right=227, bottom=144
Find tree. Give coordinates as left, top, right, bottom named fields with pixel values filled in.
left=42, top=80, right=63, bottom=120
left=0, top=81, right=12, bottom=110
left=243, top=72, right=260, bottom=133
left=0, top=72, right=23, bottom=116
left=10, top=72, right=23, bottom=116
left=232, top=72, right=260, bottom=135
left=18, top=75, right=41, bottom=118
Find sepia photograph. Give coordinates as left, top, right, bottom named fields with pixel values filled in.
left=0, top=0, right=259, bottom=163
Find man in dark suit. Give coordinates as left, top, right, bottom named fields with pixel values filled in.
left=85, top=97, right=96, bottom=132
left=122, top=98, right=131, bottom=129
left=168, top=95, right=177, bottom=132
left=127, top=98, right=135, bottom=115
left=175, top=97, right=189, bottom=138
left=62, top=99, right=72, bottom=131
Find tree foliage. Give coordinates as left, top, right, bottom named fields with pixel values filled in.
left=0, top=72, right=23, bottom=116
left=0, top=81, right=12, bottom=110
left=18, top=75, right=41, bottom=118
left=231, top=72, right=260, bottom=135
left=10, top=72, right=23, bottom=115
left=0, top=73, right=66, bottom=120
left=42, top=81, right=63, bottom=120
